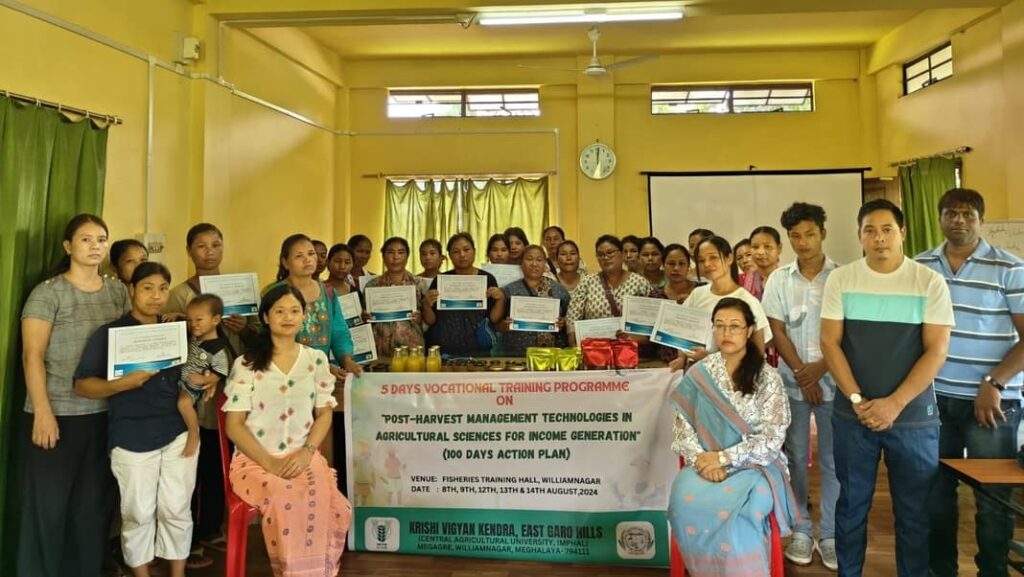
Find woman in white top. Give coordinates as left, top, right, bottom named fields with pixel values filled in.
left=672, top=236, right=772, bottom=371
left=223, top=284, right=351, bottom=577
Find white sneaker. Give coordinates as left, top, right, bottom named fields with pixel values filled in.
left=817, top=538, right=838, bottom=571
left=785, top=532, right=815, bottom=565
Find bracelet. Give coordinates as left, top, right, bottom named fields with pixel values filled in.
left=302, top=443, right=316, bottom=454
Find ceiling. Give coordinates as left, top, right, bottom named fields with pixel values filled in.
left=302, top=11, right=920, bottom=59
left=216, top=0, right=1008, bottom=60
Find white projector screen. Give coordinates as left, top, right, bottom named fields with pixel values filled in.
left=648, top=171, right=865, bottom=266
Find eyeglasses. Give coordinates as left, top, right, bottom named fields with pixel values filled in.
left=596, top=249, right=621, bottom=260
left=712, top=323, right=748, bottom=335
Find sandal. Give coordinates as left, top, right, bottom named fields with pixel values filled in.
left=201, top=533, right=228, bottom=553
left=185, top=551, right=214, bottom=569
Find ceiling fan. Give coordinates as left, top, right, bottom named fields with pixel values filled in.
left=518, top=26, right=659, bottom=77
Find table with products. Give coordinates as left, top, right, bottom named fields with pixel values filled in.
left=342, top=353, right=678, bottom=567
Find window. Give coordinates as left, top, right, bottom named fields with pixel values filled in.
left=903, top=43, right=952, bottom=95
left=387, top=89, right=540, bottom=118
left=651, top=83, right=813, bottom=115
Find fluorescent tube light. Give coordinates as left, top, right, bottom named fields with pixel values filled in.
left=478, top=6, right=684, bottom=26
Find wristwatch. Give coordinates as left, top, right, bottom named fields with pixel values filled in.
left=302, top=443, right=317, bottom=454
left=849, top=393, right=863, bottom=405
left=717, top=451, right=728, bottom=466
left=983, top=375, right=1006, bottom=392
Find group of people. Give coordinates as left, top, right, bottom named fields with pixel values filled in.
left=14, top=186, right=1022, bottom=577
left=667, top=189, right=1023, bottom=577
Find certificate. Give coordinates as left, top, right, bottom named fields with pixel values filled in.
left=349, top=323, right=378, bottom=364
left=364, top=285, right=417, bottom=322
left=437, top=274, right=488, bottom=310
left=357, top=274, right=377, bottom=292
left=337, top=291, right=364, bottom=328
left=650, top=302, right=710, bottom=352
left=198, top=273, right=260, bottom=316
left=481, top=263, right=523, bottom=288
left=509, top=296, right=560, bottom=332
left=622, top=296, right=665, bottom=336
left=107, top=322, right=188, bottom=380
left=573, top=317, right=623, bottom=341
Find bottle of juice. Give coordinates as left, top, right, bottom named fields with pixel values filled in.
left=407, top=346, right=426, bottom=372
left=426, top=346, right=442, bottom=372
left=390, top=346, right=408, bottom=373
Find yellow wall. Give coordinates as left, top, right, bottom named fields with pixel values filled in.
left=343, top=48, right=871, bottom=259
left=0, top=0, right=194, bottom=276
left=0, top=1, right=344, bottom=286
left=6, top=0, right=1021, bottom=287
left=202, top=26, right=340, bottom=284
left=871, top=3, right=1023, bottom=219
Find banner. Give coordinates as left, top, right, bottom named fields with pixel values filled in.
left=345, top=369, right=679, bottom=566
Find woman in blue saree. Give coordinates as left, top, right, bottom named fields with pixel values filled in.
left=668, top=297, right=799, bottom=577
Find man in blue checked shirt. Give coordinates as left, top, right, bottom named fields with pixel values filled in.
left=763, top=202, right=840, bottom=571
left=916, top=188, right=1024, bottom=577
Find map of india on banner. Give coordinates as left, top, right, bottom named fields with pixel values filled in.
left=344, top=369, right=679, bottom=566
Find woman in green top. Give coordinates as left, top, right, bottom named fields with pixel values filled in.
left=267, top=233, right=361, bottom=378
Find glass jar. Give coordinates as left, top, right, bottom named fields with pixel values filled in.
left=407, top=346, right=426, bottom=372
left=390, top=346, right=408, bottom=373
left=425, top=346, right=442, bottom=372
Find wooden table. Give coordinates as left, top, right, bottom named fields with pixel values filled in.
left=940, top=458, right=1024, bottom=573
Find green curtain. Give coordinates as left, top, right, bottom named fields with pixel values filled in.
left=466, top=177, right=549, bottom=267
left=900, top=156, right=956, bottom=256
left=384, top=179, right=463, bottom=273
left=0, top=96, right=109, bottom=573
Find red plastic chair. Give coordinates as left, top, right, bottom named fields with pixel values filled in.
left=669, top=457, right=784, bottom=577
left=216, top=395, right=261, bottom=577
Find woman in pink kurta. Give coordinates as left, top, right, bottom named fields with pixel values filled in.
left=224, top=284, right=352, bottom=577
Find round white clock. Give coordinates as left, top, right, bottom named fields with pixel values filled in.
left=579, top=142, right=617, bottom=180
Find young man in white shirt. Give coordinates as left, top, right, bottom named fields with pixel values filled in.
left=762, top=202, right=839, bottom=570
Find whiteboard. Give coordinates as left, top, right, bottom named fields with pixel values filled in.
left=983, top=220, right=1024, bottom=259
left=648, top=172, right=865, bottom=265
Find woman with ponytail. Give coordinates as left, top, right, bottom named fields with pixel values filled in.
left=672, top=236, right=773, bottom=370
left=264, top=234, right=362, bottom=377
left=224, top=285, right=351, bottom=577
left=18, top=214, right=131, bottom=577
left=666, top=297, right=798, bottom=577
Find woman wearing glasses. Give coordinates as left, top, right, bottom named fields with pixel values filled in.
left=670, top=236, right=772, bottom=371
left=667, top=297, right=798, bottom=577
left=566, top=235, right=653, bottom=345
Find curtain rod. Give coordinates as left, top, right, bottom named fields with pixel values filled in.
left=363, top=172, right=555, bottom=179
left=889, top=146, right=970, bottom=168
left=2, top=89, right=123, bottom=125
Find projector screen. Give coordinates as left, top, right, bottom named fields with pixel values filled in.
left=647, top=171, right=865, bottom=266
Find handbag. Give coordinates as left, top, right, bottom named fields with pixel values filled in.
left=476, top=318, right=496, bottom=350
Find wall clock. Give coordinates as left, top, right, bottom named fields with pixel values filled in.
left=579, top=141, right=616, bottom=180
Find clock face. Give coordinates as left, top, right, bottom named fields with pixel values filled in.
left=579, top=143, right=616, bottom=180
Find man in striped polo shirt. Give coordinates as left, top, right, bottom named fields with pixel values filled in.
left=821, top=199, right=953, bottom=577
left=916, top=188, right=1024, bottom=577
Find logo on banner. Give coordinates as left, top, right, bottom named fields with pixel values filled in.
left=365, top=517, right=399, bottom=551
left=616, top=521, right=655, bottom=559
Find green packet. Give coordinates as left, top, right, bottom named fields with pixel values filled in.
left=557, top=347, right=582, bottom=371
left=526, top=347, right=559, bottom=371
